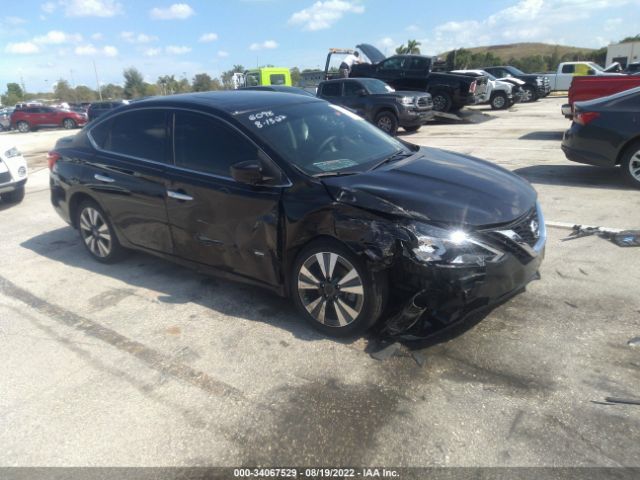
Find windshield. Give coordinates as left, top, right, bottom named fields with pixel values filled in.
left=483, top=71, right=497, bottom=81
left=359, top=78, right=395, bottom=94
left=508, top=66, right=525, bottom=75
left=588, top=62, right=604, bottom=71
left=236, top=102, right=409, bottom=176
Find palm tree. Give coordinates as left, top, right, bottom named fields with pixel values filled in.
left=395, top=44, right=408, bottom=55
left=406, top=39, right=421, bottom=54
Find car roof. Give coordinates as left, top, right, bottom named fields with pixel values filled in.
left=129, top=90, right=321, bottom=115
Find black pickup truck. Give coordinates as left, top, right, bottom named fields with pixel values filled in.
left=482, top=66, right=550, bottom=102
left=344, top=44, right=486, bottom=113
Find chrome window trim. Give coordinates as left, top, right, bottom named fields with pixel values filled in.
left=86, top=105, right=292, bottom=188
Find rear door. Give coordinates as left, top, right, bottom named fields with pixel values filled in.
left=86, top=109, right=173, bottom=253
left=403, top=56, right=431, bottom=90
left=164, top=110, right=283, bottom=286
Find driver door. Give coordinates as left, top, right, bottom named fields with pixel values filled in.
left=164, top=110, right=284, bottom=287
left=376, top=56, right=405, bottom=90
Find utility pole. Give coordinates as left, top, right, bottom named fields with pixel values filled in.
left=93, top=61, right=103, bottom=101
left=70, top=69, right=79, bottom=103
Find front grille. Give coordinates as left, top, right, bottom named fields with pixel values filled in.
left=0, top=170, right=12, bottom=185
left=481, top=207, right=541, bottom=264
left=417, top=97, right=432, bottom=108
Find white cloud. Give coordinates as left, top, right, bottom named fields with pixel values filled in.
left=405, top=24, right=420, bottom=33
left=377, top=37, right=395, bottom=49
left=604, top=17, right=623, bottom=31
left=33, top=30, right=83, bottom=44
left=5, top=41, right=40, bottom=54
left=120, top=32, right=157, bottom=43
left=218, top=50, right=229, bottom=57
left=166, top=45, right=191, bottom=54
left=103, top=45, right=118, bottom=56
left=422, top=0, right=638, bottom=54
left=288, top=0, right=364, bottom=31
left=41, top=1, right=56, bottom=14
left=150, top=3, right=194, bottom=20
left=199, top=32, right=218, bottom=42
left=144, top=47, right=162, bottom=56
left=91, top=33, right=104, bottom=41
left=64, top=0, right=123, bottom=17
left=249, top=39, right=278, bottom=50
left=5, top=16, right=26, bottom=25
left=74, top=44, right=118, bottom=56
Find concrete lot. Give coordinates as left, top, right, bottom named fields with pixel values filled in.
left=0, top=97, right=639, bottom=467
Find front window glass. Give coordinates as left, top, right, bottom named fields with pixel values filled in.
left=236, top=102, right=409, bottom=176
left=270, top=74, right=286, bottom=85
left=245, top=72, right=259, bottom=87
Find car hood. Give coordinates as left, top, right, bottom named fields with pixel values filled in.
left=498, top=77, right=526, bottom=86
left=373, top=91, right=429, bottom=100
left=356, top=43, right=386, bottom=64
left=321, top=147, right=537, bottom=227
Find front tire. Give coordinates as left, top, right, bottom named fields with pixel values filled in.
left=17, top=121, right=30, bottom=133
left=621, top=141, right=640, bottom=188
left=522, top=86, right=538, bottom=103
left=374, top=111, right=398, bottom=136
left=63, top=118, right=76, bottom=129
left=1, top=185, right=25, bottom=204
left=76, top=200, right=125, bottom=263
left=291, top=239, right=387, bottom=337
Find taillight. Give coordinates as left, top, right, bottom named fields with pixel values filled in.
left=469, top=80, right=477, bottom=94
left=47, top=151, right=61, bottom=170
left=574, top=111, right=600, bottom=126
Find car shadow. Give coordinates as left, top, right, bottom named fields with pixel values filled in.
left=20, top=227, right=335, bottom=344
left=514, top=164, right=634, bottom=190
left=519, top=131, right=564, bottom=141
left=21, top=227, right=495, bottom=352
left=0, top=198, right=22, bottom=212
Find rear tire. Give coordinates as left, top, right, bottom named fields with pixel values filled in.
left=63, top=118, right=76, bottom=129
left=374, top=111, right=398, bottom=136
left=1, top=185, right=25, bottom=204
left=403, top=125, right=421, bottom=133
left=432, top=91, right=453, bottom=112
left=621, top=141, right=640, bottom=188
left=17, top=121, right=30, bottom=133
left=490, top=92, right=508, bottom=110
left=291, top=239, right=387, bottom=338
left=76, top=199, right=125, bottom=263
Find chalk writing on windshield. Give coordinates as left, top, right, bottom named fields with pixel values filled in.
left=248, top=111, right=287, bottom=129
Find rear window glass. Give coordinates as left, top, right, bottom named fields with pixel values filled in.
left=320, top=82, right=341, bottom=97
left=561, top=64, right=575, bottom=74
left=270, top=74, right=286, bottom=85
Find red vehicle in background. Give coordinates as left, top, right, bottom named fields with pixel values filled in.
left=562, top=75, right=640, bottom=118
left=10, top=106, right=87, bottom=133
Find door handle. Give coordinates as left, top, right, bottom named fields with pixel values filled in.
left=94, top=174, right=115, bottom=183
left=167, top=190, right=193, bottom=201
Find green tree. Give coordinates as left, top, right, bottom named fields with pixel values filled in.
left=290, top=67, right=301, bottom=86
left=123, top=67, right=145, bottom=99
left=74, top=85, right=97, bottom=102
left=177, top=78, right=191, bottom=93
left=406, top=39, right=421, bottom=54
left=100, top=83, right=124, bottom=100
left=53, top=79, right=75, bottom=102
left=2, top=82, right=24, bottom=106
left=192, top=73, right=214, bottom=92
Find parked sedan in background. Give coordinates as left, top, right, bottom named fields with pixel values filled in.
left=317, top=78, right=433, bottom=134
left=10, top=106, right=87, bottom=133
left=49, top=91, right=545, bottom=340
left=562, top=86, right=640, bottom=187
left=0, top=143, right=28, bottom=203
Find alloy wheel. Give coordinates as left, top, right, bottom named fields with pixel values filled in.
left=297, top=252, right=364, bottom=328
left=377, top=115, right=393, bottom=132
left=18, top=122, right=29, bottom=133
left=629, top=151, right=640, bottom=182
left=522, top=88, right=534, bottom=102
left=79, top=207, right=112, bottom=258
left=63, top=119, right=75, bottom=129
left=433, top=95, right=446, bottom=111
left=493, top=95, right=506, bottom=109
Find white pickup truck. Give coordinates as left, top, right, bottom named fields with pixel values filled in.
left=539, top=62, right=620, bottom=91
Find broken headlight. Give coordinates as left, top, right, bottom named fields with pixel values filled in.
left=411, top=223, right=504, bottom=266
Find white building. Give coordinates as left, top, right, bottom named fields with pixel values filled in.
left=606, top=41, right=640, bottom=67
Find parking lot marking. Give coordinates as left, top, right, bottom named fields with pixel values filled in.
left=0, top=274, right=245, bottom=402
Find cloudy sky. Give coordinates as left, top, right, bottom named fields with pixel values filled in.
left=1, top=0, right=639, bottom=92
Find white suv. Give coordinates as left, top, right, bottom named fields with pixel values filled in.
left=0, top=144, right=28, bottom=203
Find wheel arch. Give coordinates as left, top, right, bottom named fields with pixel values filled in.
left=615, top=136, right=640, bottom=166
left=68, top=191, right=104, bottom=229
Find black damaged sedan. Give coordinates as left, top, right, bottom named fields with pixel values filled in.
left=49, top=91, right=545, bottom=339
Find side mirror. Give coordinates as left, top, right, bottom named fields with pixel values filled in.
left=356, top=88, right=368, bottom=96
left=230, top=161, right=264, bottom=185
left=587, top=69, right=595, bottom=75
